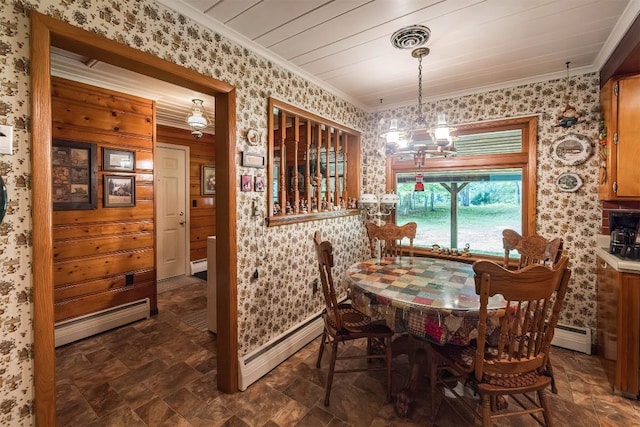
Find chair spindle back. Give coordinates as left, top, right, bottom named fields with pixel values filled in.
left=472, top=255, right=571, bottom=382
left=366, top=221, right=417, bottom=258
left=503, top=229, right=564, bottom=269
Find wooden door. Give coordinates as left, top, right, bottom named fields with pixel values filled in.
left=617, top=75, right=640, bottom=197
left=156, top=144, right=189, bottom=279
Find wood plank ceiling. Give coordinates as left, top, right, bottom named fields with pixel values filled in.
left=52, top=0, right=640, bottom=127
left=167, top=0, right=638, bottom=110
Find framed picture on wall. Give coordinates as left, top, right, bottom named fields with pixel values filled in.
left=241, top=151, right=266, bottom=168
left=201, top=165, right=216, bottom=195
left=52, top=139, right=98, bottom=211
left=254, top=175, right=266, bottom=192
left=241, top=174, right=253, bottom=192
left=103, top=148, right=135, bottom=171
left=103, top=174, right=136, bottom=207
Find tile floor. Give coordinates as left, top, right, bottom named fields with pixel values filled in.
left=56, top=276, right=640, bottom=426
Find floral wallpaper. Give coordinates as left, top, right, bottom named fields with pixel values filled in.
left=365, top=73, right=602, bottom=330
left=0, top=0, right=602, bottom=425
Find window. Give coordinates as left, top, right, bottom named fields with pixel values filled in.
left=390, top=117, right=537, bottom=256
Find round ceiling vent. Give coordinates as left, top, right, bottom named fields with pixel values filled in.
left=390, top=25, right=431, bottom=50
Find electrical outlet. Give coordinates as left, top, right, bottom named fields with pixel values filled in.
left=312, top=278, right=319, bottom=294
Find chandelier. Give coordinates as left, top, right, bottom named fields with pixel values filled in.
left=381, top=26, right=456, bottom=165
left=186, top=99, right=211, bottom=139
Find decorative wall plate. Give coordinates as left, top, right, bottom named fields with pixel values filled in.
left=247, top=128, right=260, bottom=146
left=556, top=172, right=583, bottom=192
left=551, top=134, right=592, bottom=166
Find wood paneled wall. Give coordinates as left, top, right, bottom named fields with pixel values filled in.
left=51, top=77, right=157, bottom=321
left=157, top=124, right=216, bottom=262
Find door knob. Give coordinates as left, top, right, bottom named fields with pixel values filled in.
left=179, top=220, right=186, bottom=225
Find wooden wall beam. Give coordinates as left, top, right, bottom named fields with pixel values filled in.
left=600, top=13, right=640, bottom=85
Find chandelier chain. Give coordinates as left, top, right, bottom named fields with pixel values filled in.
left=563, top=61, right=571, bottom=101
left=417, top=55, right=423, bottom=113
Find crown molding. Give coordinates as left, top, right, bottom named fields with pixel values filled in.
left=593, top=0, right=640, bottom=70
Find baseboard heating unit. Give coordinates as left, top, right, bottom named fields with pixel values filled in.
left=54, top=298, right=150, bottom=347
left=238, top=309, right=324, bottom=391
left=190, top=259, right=207, bottom=275
left=551, top=323, right=591, bottom=354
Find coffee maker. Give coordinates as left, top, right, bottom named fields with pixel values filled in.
left=609, top=212, right=640, bottom=260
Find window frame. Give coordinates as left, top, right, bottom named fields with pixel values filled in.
left=387, top=116, right=538, bottom=255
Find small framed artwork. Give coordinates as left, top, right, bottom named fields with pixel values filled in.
left=201, top=165, right=216, bottom=195
left=556, top=172, right=583, bottom=192
left=241, top=174, right=253, bottom=192
left=242, top=151, right=266, bottom=168
left=254, top=175, right=266, bottom=192
left=551, top=134, right=592, bottom=166
left=104, top=174, right=135, bottom=207
left=52, top=139, right=98, bottom=210
left=103, top=148, right=135, bottom=171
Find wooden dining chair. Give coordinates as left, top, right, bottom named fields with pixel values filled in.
left=366, top=221, right=417, bottom=258
left=502, top=229, right=564, bottom=270
left=429, top=256, right=571, bottom=427
left=312, top=231, right=394, bottom=406
left=502, top=228, right=564, bottom=393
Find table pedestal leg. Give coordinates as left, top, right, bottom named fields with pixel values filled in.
left=391, top=334, right=430, bottom=418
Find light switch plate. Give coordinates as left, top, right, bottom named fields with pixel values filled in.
left=0, top=125, right=14, bottom=155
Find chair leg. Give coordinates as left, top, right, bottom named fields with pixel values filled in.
left=316, top=330, right=326, bottom=368
left=547, top=357, right=557, bottom=394
left=481, top=393, right=492, bottom=427
left=429, top=350, right=438, bottom=423
left=386, top=336, right=392, bottom=402
left=324, top=337, right=339, bottom=406
left=538, top=388, right=553, bottom=427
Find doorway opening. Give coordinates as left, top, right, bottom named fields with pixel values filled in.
left=31, top=11, right=238, bottom=424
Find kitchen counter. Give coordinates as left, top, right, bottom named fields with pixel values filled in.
left=595, top=235, right=640, bottom=273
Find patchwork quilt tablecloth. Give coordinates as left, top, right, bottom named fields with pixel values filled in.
left=346, top=257, right=506, bottom=345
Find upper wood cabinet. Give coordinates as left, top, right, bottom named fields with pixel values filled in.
left=599, top=75, right=640, bottom=200
left=267, top=98, right=361, bottom=226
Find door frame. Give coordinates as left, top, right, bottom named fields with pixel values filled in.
left=31, top=11, right=238, bottom=425
left=156, top=143, right=191, bottom=279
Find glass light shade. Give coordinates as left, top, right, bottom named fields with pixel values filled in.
left=359, top=193, right=378, bottom=209
left=386, top=131, right=400, bottom=144
left=382, top=119, right=401, bottom=143
left=434, top=114, right=450, bottom=140
left=187, top=99, right=209, bottom=131
left=380, top=193, right=399, bottom=208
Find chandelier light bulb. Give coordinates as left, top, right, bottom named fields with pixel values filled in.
left=385, top=119, right=400, bottom=143
left=433, top=114, right=450, bottom=140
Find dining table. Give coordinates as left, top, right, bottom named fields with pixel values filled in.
left=345, top=256, right=507, bottom=416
